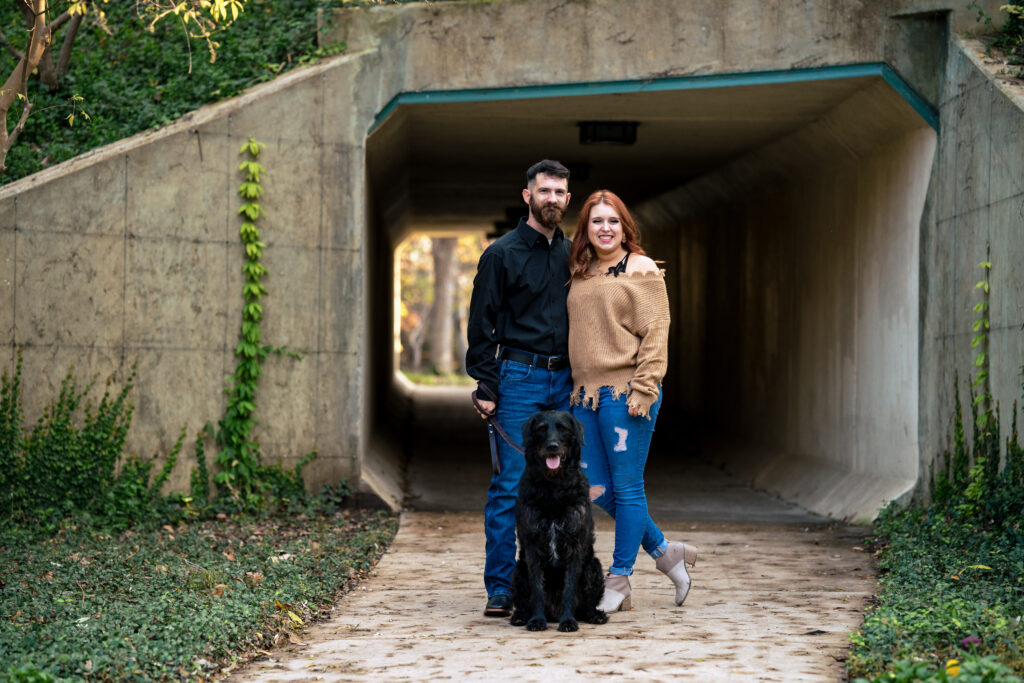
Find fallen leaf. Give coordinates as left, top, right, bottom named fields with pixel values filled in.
left=287, top=610, right=304, bottom=626
left=287, top=632, right=307, bottom=645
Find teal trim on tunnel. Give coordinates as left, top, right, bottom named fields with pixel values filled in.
left=368, top=62, right=939, bottom=134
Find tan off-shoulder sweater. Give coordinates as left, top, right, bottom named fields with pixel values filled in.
left=567, top=269, right=670, bottom=418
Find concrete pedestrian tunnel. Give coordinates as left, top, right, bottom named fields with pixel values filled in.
left=365, top=68, right=935, bottom=523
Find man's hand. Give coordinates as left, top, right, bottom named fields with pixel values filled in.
left=475, top=399, right=496, bottom=420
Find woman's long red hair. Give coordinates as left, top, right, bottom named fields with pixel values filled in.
left=568, top=190, right=646, bottom=279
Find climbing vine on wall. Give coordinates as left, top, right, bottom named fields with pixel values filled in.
left=971, top=246, right=993, bottom=431
left=212, top=137, right=312, bottom=510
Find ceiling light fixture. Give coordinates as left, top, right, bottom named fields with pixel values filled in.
left=577, top=121, right=639, bottom=145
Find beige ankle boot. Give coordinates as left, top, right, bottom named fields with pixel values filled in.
left=597, top=573, right=631, bottom=612
left=655, top=541, right=698, bottom=606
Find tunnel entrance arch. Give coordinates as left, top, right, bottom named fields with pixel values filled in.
left=363, top=64, right=937, bottom=522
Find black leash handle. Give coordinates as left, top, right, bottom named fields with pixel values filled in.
left=472, top=385, right=524, bottom=476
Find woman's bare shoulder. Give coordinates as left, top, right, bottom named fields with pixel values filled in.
left=625, top=254, right=660, bottom=274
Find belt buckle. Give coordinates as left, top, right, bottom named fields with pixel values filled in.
left=546, top=356, right=557, bottom=370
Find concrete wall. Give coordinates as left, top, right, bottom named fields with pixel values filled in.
left=0, top=62, right=372, bottom=498
left=1, top=0, right=1020, bottom=516
left=634, top=81, right=936, bottom=521
left=919, top=37, right=1024, bottom=480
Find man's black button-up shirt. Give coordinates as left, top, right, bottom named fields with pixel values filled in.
left=466, top=218, right=571, bottom=397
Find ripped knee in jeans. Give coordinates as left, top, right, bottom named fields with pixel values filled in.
left=589, top=485, right=605, bottom=501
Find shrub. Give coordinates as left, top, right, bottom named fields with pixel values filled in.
left=0, top=355, right=144, bottom=527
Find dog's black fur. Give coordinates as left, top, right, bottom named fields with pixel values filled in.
left=509, top=410, right=608, bottom=632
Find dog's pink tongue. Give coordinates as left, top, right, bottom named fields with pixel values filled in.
left=546, top=456, right=560, bottom=470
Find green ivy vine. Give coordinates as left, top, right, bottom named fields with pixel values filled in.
left=971, top=245, right=993, bottom=431
left=212, top=137, right=312, bottom=510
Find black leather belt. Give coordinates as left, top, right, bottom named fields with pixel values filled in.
left=500, top=348, right=570, bottom=371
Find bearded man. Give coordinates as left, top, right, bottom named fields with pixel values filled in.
left=466, top=159, right=573, bottom=617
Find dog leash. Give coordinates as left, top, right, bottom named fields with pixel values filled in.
left=472, top=384, right=524, bottom=475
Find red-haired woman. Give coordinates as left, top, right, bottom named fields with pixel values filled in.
left=567, top=189, right=698, bottom=613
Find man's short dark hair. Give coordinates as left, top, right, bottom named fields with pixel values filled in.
left=526, top=160, right=570, bottom=185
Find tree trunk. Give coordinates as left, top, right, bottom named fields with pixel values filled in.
left=430, top=237, right=457, bottom=374
left=0, top=0, right=50, bottom=174
left=408, top=317, right=428, bottom=373
left=37, top=12, right=80, bottom=93
left=455, top=295, right=468, bottom=373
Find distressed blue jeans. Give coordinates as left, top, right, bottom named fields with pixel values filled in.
left=573, top=386, right=666, bottom=576
left=484, top=357, right=572, bottom=598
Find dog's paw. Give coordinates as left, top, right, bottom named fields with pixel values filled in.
left=557, top=618, right=579, bottom=632
left=509, top=611, right=527, bottom=627
left=587, top=610, right=609, bottom=625
left=526, top=617, right=547, bottom=631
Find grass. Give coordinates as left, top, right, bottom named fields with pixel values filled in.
left=1, top=509, right=397, bottom=681
left=401, top=370, right=476, bottom=387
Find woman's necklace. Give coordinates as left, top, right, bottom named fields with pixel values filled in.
left=600, top=251, right=629, bottom=277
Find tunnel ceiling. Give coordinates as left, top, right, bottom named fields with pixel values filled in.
left=366, top=74, right=896, bottom=237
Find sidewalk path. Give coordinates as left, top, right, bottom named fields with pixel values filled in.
left=232, top=509, right=874, bottom=681
left=232, top=387, right=877, bottom=680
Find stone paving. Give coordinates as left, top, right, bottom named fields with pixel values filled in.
left=230, top=386, right=877, bottom=681
left=230, top=509, right=875, bottom=681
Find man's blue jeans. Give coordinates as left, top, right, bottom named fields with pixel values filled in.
left=484, top=358, right=572, bottom=599
left=573, top=386, right=666, bottom=576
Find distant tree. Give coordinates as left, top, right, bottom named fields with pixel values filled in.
left=398, top=233, right=485, bottom=379
left=429, top=237, right=457, bottom=374
left=399, top=236, right=433, bottom=373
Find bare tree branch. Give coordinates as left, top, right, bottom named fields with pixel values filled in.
left=0, top=28, right=26, bottom=61
left=6, top=98, right=34, bottom=156
left=56, top=13, right=84, bottom=78
left=48, top=10, right=71, bottom=36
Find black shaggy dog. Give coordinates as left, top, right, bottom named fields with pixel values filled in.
left=510, top=410, right=608, bottom=632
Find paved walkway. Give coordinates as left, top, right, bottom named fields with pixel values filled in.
left=231, top=386, right=878, bottom=681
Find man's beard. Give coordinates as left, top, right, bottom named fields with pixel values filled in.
left=530, top=195, right=565, bottom=230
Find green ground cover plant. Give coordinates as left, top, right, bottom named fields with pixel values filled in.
left=0, top=0, right=459, bottom=183
left=1, top=510, right=397, bottom=681
left=848, top=255, right=1024, bottom=681
left=0, top=350, right=398, bottom=681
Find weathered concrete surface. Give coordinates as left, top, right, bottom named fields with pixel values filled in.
left=632, top=88, right=935, bottom=522
left=919, top=36, right=1024, bottom=482
left=1, top=0, right=1022, bottom=521
left=229, top=511, right=875, bottom=681
left=0, top=59, right=370, bottom=498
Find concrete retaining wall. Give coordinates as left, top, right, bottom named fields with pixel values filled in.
left=1, top=0, right=1021, bottom=517
left=919, top=38, right=1024, bottom=481
left=0, top=61, right=372, bottom=499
